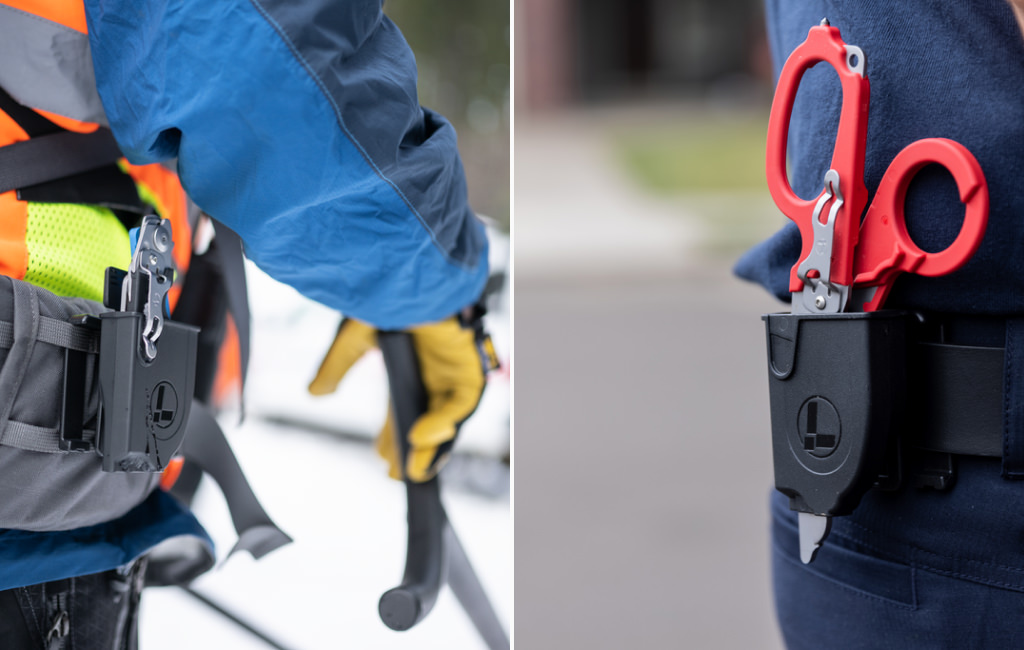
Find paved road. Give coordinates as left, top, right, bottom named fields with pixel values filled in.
left=515, top=257, right=787, bottom=649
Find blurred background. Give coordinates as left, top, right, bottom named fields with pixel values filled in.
left=138, top=3, right=512, bottom=648
left=516, top=0, right=790, bottom=647
left=388, top=0, right=511, bottom=231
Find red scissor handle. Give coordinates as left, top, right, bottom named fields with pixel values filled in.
left=852, top=138, right=989, bottom=312
left=766, top=23, right=870, bottom=293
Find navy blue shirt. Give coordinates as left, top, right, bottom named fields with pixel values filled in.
left=736, top=0, right=1024, bottom=314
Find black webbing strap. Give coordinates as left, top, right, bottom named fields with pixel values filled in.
left=0, top=85, right=124, bottom=196
left=910, top=341, right=1004, bottom=457
left=170, top=218, right=251, bottom=399
left=208, top=220, right=251, bottom=386
left=181, top=402, right=292, bottom=559
left=0, top=129, right=124, bottom=196
left=0, top=86, right=61, bottom=137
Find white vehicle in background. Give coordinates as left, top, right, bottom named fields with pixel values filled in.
left=242, top=222, right=511, bottom=489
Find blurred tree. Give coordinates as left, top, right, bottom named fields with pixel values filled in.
left=385, top=1, right=511, bottom=230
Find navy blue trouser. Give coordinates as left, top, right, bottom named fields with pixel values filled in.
left=772, top=456, right=1024, bottom=649
left=0, top=558, right=146, bottom=650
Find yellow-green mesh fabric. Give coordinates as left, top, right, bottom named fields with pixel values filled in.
left=24, top=203, right=130, bottom=302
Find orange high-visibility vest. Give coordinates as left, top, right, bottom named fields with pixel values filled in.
left=0, top=0, right=243, bottom=405
left=0, top=0, right=191, bottom=297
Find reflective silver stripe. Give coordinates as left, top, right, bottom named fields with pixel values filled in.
left=0, top=4, right=108, bottom=126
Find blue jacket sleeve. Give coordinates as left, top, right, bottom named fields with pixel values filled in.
left=83, top=0, right=488, bottom=329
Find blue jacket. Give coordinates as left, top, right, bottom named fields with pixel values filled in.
left=87, top=0, right=489, bottom=330
left=0, top=0, right=489, bottom=590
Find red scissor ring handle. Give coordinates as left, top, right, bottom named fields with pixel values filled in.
left=766, top=24, right=870, bottom=293
left=853, top=138, right=989, bottom=291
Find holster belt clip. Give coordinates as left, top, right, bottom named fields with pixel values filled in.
left=59, top=216, right=199, bottom=472
left=763, top=311, right=909, bottom=517
left=763, top=310, right=1007, bottom=518
left=59, top=314, right=101, bottom=453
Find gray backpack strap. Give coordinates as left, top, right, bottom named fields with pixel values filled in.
left=0, top=279, right=41, bottom=450
left=35, top=317, right=100, bottom=353
left=0, top=313, right=102, bottom=452
left=0, top=280, right=103, bottom=454
left=0, top=317, right=100, bottom=354
left=180, top=402, right=292, bottom=559
left=0, top=422, right=81, bottom=454
left=0, top=317, right=99, bottom=354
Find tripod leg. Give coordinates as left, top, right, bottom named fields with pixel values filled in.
left=445, top=522, right=510, bottom=650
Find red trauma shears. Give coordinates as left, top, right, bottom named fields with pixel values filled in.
left=766, top=20, right=989, bottom=314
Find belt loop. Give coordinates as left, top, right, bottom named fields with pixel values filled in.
left=1002, top=317, right=1024, bottom=478
left=0, top=279, right=40, bottom=445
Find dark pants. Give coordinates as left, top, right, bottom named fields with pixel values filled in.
left=773, top=455, right=1024, bottom=649
left=0, top=558, right=146, bottom=650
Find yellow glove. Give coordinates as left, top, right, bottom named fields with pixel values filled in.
left=309, top=315, right=494, bottom=482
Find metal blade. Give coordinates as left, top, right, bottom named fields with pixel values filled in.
left=797, top=512, right=833, bottom=564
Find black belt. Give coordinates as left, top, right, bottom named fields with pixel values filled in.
left=911, top=341, right=1004, bottom=457
left=906, top=311, right=1016, bottom=458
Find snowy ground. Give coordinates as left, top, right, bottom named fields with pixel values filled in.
left=139, top=234, right=512, bottom=649
left=140, top=418, right=512, bottom=649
